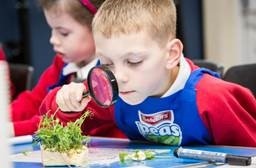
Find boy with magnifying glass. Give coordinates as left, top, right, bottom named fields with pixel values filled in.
left=41, top=0, right=256, bottom=146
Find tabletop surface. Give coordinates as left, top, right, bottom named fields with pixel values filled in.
left=10, top=136, right=256, bottom=168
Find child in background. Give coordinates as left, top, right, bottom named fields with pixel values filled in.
left=10, top=0, right=124, bottom=137
left=41, top=0, right=256, bottom=146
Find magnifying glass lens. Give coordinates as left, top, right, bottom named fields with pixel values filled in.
left=88, top=66, right=118, bottom=107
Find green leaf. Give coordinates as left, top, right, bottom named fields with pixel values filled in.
left=34, top=111, right=90, bottom=153
left=119, top=150, right=156, bottom=163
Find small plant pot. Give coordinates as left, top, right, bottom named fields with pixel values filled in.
left=41, top=146, right=88, bottom=167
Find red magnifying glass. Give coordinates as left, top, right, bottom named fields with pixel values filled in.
left=83, top=66, right=118, bottom=107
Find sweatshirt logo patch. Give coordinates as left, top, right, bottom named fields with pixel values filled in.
left=136, top=110, right=182, bottom=145
left=140, top=111, right=172, bottom=125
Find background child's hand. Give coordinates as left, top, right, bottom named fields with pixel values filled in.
left=56, top=82, right=91, bottom=112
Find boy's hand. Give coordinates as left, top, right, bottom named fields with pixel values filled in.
left=56, top=82, right=91, bottom=112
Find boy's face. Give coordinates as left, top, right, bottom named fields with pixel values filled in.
left=44, top=9, right=95, bottom=64
left=94, top=31, right=179, bottom=105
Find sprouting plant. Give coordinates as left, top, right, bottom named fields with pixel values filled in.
left=33, top=109, right=90, bottom=154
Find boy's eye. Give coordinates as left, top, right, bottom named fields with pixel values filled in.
left=127, top=60, right=143, bottom=66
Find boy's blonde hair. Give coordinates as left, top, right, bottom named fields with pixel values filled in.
left=39, top=0, right=104, bottom=28
left=93, top=0, right=177, bottom=45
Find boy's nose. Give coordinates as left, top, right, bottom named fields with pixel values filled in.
left=114, top=68, right=129, bottom=84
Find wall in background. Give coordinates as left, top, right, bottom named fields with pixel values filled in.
left=0, top=0, right=19, bottom=42
left=241, top=0, right=256, bottom=63
left=178, top=0, right=204, bottom=59
left=28, top=0, right=54, bottom=86
left=203, top=0, right=256, bottom=70
left=0, top=0, right=54, bottom=86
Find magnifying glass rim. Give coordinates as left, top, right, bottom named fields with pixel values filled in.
left=87, top=65, right=119, bottom=107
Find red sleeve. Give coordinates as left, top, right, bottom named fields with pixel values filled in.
left=0, top=46, right=6, bottom=60
left=196, top=75, right=256, bottom=147
left=13, top=116, right=42, bottom=136
left=10, top=55, right=65, bottom=136
left=39, top=85, right=127, bottom=139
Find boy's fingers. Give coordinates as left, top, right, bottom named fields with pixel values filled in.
left=56, top=82, right=88, bottom=112
left=56, top=90, right=70, bottom=112
left=65, top=83, right=86, bottom=111
left=56, top=87, right=75, bottom=111
left=75, top=83, right=87, bottom=101
left=80, top=96, right=91, bottom=109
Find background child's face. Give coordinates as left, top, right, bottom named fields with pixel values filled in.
left=44, top=9, right=95, bottom=64
left=94, top=31, right=173, bottom=105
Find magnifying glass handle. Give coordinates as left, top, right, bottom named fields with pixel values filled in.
left=82, top=91, right=89, bottom=98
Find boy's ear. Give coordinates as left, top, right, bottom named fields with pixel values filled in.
left=165, top=38, right=183, bottom=69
